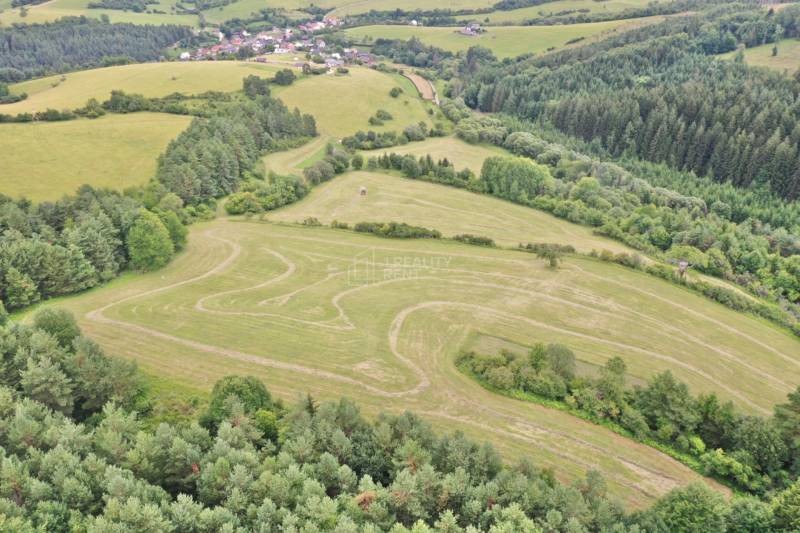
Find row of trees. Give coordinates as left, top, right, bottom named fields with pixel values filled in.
left=0, top=17, right=191, bottom=82
left=459, top=344, right=800, bottom=494
left=5, top=311, right=800, bottom=530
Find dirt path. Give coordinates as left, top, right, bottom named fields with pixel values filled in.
left=402, top=71, right=438, bottom=104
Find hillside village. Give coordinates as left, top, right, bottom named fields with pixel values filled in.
left=186, top=17, right=375, bottom=69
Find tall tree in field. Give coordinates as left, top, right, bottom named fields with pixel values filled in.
left=126, top=208, right=174, bottom=271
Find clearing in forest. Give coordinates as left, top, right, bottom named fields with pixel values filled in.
left=344, top=19, right=657, bottom=58
left=275, top=68, right=434, bottom=136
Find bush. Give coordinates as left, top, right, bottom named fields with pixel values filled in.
left=353, top=221, right=441, bottom=239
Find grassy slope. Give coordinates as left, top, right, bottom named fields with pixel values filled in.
left=0, top=113, right=191, bottom=200
left=274, top=67, right=434, bottom=136
left=719, top=39, right=800, bottom=75
left=5, top=62, right=282, bottom=114
left=360, top=135, right=507, bottom=171
left=456, top=0, right=657, bottom=24
left=0, top=0, right=197, bottom=26
left=328, top=0, right=495, bottom=17
left=268, top=170, right=800, bottom=416
left=32, top=218, right=759, bottom=507
left=344, top=19, right=652, bottom=58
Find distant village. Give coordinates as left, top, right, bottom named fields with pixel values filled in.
left=183, top=17, right=376, bottom=70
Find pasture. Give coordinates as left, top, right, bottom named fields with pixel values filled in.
left=456, top=0, right=659, bottom=24
left=4, top=62, right=282, bottom=114
left=0, top=113, right=191, bottom=200
left=0, top=0, right=197, bottom=26
left=360, top=135, right=506, bottom=171
left=275, top=67, right=434, bottom=136
left=344, top=20, right=652, bottom=58
left=720, top=39, right=800, bottom=75
left=30, top=217, right=765, bottom=508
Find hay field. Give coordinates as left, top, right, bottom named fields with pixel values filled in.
left=275, top=67, right=434, bottom=136
left=34, top=218, right=783, bottom=507
left=0, top=113, right=191, bottom=200
left=344, top=20, right=649, bottom=58
left=0, top=0, right=197, bottom=26
left=5, top=62, right=282, bottom=114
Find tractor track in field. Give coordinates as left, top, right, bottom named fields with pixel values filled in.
left=86, top=221, right=800, bottom=499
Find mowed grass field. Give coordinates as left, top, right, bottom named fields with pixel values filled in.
left=270, top=171, right=636, bottom=252
left=456, top=0, right=659, bottom=24
left=275, top=68, right=434, bottom=136
left=720, top=39, right=800, bottom=74
left=5, top=62, right=283, bottom=114
left=0, top=113, right=191, bottom=200
left=344, top=19, right=653, bottom=58
left=29, top=217, right=769, bottom=507
left=361, top=135, right=507, bottom=171
left=0, top=0, right=197, bottom=26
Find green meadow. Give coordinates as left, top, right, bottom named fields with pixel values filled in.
left=0, top=113, right=191, bottom=200
left=344, top=19, right=657, bottom=58
left=5, top=62, right=283, bottom=114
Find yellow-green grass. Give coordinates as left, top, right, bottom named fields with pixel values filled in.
left=0, top=0, right=197, bottom=26
left=34, top=217, right=785, bottom=506
left=0, top=113, right=191, bottom=200
left=201, top=0, right=307, bottom=23
left=344, top=20, right=651, bottom=58
left=328, top=0, right=496, bottom=18
left=275, top=67, right=434, bottom=136
left=719, top=39, right=800, bottom=75
left=5, top=62, right=283, bottom=114
left=361, top=135, right=507, bottom=171
left=264, top=135, right=502, bottom=178
left=271, top=170, right=634, bottom=252
left=455, top=0, right=659, bottom=24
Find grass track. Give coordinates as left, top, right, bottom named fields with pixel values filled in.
left=34, top=218, right=758, bottom=508
left=0, top=112, right=191, bottom=200
left=5, top=62, right=282, bottom=114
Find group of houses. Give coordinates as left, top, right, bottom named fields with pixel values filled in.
left=186, top=17, right=356, bottom=62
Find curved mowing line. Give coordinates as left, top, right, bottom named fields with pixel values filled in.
left=85, top=229, right=705, bottom=497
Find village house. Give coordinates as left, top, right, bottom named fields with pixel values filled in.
left=459, top=23, right=482, bottom=36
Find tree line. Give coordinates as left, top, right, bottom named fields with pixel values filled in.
left=155, top=79, right=317, bottom=205
left=460, top=344, right=800, bottom=495
left=8, top=308, right=800, bottom=531
left=0, top=78, right=315, bottom=312
left=0, top=186, right=187, bottom=311
left=0, top=17, right=192, bottom=82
